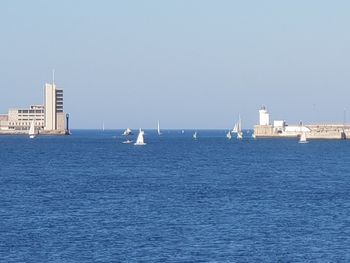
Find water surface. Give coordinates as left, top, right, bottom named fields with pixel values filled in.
left=1, top=130, right=350, bottom=262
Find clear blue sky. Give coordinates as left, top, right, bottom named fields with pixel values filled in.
left=1, top=0, right=349, bottom=129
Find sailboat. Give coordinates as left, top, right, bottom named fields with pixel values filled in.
left=157, top=120, right=161, bottom=135
left=134, top=128, right=146, bottom=145
left=299, top=132, right=308, bottom=144
left=29, top=120, right=36, bottom=139
left=232, top=115, right=243, bottom=139
left=122, top=128, right=132, bottom=136
left=226, top=130, right=232, bottom=140
left=122, top=128, right=133, bottom=143
left=193, top=131, right=197, bottom=140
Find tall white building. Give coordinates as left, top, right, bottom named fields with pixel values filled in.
left=259, top=106, right=270, bottom=126
left=44, top=83, right=65, bottom=131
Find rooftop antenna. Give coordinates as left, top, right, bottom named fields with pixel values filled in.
left=52, top=69, right=55, bottom=86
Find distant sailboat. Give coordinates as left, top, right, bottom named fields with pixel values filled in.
left=193, top=131, right=197, bottom=140
left=232, top=115, right=243, bottom=139
left=237, top=115, right=243, bottom=139
left=102, top=121, right=105, bottom=132
left=181, top=130, right=185, bottom=134
left=157, top=120, right=161, bottom=135
left=122, top=128, right=132, bottom=136
left=226, top=130, right=232, bottom=140
left=299, top=132, right=308, bottom=144
left=134, top=128, right=146, bottom=145
left=122, top=128, right=133, bottom=144
left=29, top=120, right=36, bottom=139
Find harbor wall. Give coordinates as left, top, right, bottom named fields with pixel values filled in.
left=0, top=130, right=68, bottom=136
left=254, top=124, right=350, bottom=140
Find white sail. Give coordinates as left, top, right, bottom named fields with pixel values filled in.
left=122, top=128, right=132, bottom=136
left=226, top=131, right=232, bottom=139
left=299, top=132, right=308, bottom=143
left=122, top=128, right=133, bottom=143
left=232, top=123, right=238, bottom=133
left=134, top=128, right=146, bottom=145
left=237, top=115, right=241, bottom=132
left=237, top=115, right=243, bottom=139
left=193, top=131, right=197, bottom=140
left=157, top=120, right=161, bottom=135
left=29, top=120, right=36, bottom=139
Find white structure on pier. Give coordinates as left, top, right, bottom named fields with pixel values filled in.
left=254, top=105, right=348, bottom=139
left=259, top=106, right=270, bottom=125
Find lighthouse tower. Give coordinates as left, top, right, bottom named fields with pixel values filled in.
left=259, top=106, right=270, bottom=125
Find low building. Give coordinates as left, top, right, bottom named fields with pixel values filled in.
left=7, top=105, right=44, bottom=131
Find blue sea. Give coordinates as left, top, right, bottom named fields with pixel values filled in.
left=1, top=130, right=350, bottom=262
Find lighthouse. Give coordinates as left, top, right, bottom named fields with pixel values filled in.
left=259, top=106, right=270, bottom=125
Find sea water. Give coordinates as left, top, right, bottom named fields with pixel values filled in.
left=1, top=130, right=350, bottom=262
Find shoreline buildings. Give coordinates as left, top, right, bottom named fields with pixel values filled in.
left=0, top=79, right=69, bottom=135
left=254, top=106, right=349, bottom=140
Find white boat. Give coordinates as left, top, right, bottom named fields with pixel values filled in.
left=157, top=120, right=161, bottom=135
left=122, top=128, right=133, bottom=143
left=134, top=129, right=146, bottom=145
left=252, top=133, right=256, bottom=139
left=29, top=120, right=36, bottom=139
left=226, top=130, right=232, bottom=140
left=181, top=130, right=185, bottom=134
left=299, top=132, right=308, bottom=144
left=122, top=128, right=132, bottom=136
left=193, top=131, right=197, bottom=140
left=122, top=139, right=133, bottom=144
left=232, top=114, right=243, bottom=139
